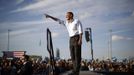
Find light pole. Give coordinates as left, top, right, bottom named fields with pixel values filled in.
left=109, top=29, right=112, bottom=60
left=8, top=29, right=11, bottom=51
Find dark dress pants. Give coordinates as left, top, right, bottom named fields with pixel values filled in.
left=69, top=35, right=81, bottom=75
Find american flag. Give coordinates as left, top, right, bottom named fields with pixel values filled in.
left=13, top=51, right=25, bottom=58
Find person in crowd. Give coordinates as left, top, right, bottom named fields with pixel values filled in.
left=17, top=55, right=33, bottom=75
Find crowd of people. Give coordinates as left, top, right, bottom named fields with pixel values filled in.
left=0, top=55, right=134, bottom=75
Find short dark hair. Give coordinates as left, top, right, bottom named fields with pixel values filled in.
left=67, top=11, right=74, bottom=17
left=23, top=55, right=29, bottom=61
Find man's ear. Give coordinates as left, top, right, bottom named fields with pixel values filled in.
left=71, top=14, right=73, bottom=18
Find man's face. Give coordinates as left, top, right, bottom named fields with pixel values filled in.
left=20, top=56, right=25, bottom=62
left=66, top=12, right=73, bottom=20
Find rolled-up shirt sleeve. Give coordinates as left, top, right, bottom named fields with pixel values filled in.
left=58, top=19, right=65, bottom=26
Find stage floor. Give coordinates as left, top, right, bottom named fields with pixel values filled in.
left=60, top=71, right=101, bottom=75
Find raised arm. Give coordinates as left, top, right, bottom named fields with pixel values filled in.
left=44, top=14, right=59, bottom=21
left=44, top=14, right=65, bottom=25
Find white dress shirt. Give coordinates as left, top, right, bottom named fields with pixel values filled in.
left=58, top=19, right=83, bottom=37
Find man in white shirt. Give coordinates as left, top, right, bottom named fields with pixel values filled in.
left=45, top=12, right=83, bottom=75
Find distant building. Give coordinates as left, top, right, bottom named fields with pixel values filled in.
left=2, top=51, right=26, bottom=58
left=56, top=48, right=60, bottom=59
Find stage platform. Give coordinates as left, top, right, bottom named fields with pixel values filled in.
left=60, top=71, right=102, bottom=75
left=60, top=71, right=134, bottom=75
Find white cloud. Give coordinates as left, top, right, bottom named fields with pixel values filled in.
left=15, top=0, right=24, bottom=5
left=11, top=28, right=38, bottom=37
left=11, top=20, right=45, bottom=25
left=0, top=20, right=48, bottom=37
left=0, top=20, right=45, bottom=30
left=11, top=0, right=47, bottom=13
left=10, top=0, right=66, bottom=13
left=112, top=35, right=133, bottom=41
left=132, top=11, right=134, bottom=16
left=52, top=32, right=59, bottom=38
left=79, top=12, right=93, bottom=20
left=112, top=29, right=133, bottom=34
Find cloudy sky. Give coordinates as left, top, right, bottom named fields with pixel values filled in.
left=0, top=0, right=134, bottom=60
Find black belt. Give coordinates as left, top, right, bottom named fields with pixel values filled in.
left=70, top=35, right=79, bottom=38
